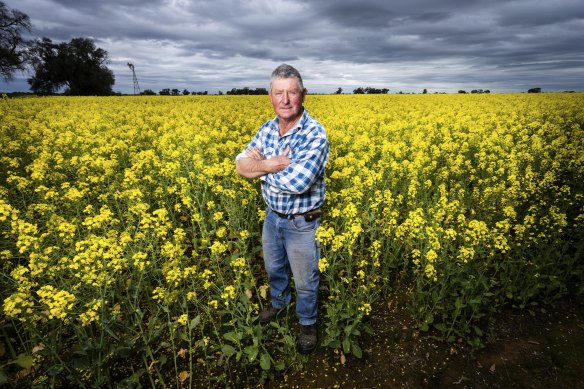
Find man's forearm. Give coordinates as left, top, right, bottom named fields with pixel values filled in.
left=236, top=157, right=269, bottom=179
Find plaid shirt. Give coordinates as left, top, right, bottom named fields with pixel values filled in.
left=236, top=109, right=329, bottom=215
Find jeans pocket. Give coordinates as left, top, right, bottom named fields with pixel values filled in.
left=291, top=217, right=319, bottom=232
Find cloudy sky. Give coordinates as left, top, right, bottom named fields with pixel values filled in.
left=2, top=0, right=584, bottom=94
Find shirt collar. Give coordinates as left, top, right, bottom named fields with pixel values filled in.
left=273, top=108, right=307, bottom=137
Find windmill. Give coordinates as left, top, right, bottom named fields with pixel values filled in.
left=127, top=63, right=141, bottom=95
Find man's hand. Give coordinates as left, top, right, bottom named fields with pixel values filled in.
left=236, top=146, right=291, bottom=179
left=245, top=146, right=264, bottom=160
left=263, top=146, right=290, bottom=173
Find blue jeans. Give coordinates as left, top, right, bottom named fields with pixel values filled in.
left=262, top=208, right=321, bottom=326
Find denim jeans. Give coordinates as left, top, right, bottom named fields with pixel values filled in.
left=262, top=208, right=321, bottom=326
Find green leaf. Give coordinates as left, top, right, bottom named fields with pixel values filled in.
left=104, top=325, right=120, bottom=341
left=0, top=369, right=8, bottom=385
left=328, top=339, right=341, bottom=348
left=13, top=354, right=34, bottom=369
left=223, top=331, right=241, bottom=344
left=352, top=342, right=363, bottom=358
left=425, top=313, right=434, bottom=324
left=363, top=323, right=375, bottom=335
left=221, top=345, right=236, bottom=356
left=189, top=315, right=201, bottom=330
left=260, top=352, right=271, bottom=370
left=244, top=346, right=259, bottom=362
left=434, top=323, right=447, bottom=333
left=342, top=338, right=351, bottom=354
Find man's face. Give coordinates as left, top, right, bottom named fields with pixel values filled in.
left=270, top=78, right=306, bottom=123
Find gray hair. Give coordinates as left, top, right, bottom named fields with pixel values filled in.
left=270, top=64, right=304, bottom=91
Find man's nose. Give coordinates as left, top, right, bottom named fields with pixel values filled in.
left=281, top=92, right=290, bottom=103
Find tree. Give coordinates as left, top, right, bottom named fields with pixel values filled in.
left=353, top=86, right=389, bottom=94
left=225, top=87, right=268, bottom=95
left=423, top=89, right=427, bottom=94
left=0, top=1, right=31, bottom=81
left=141, top=89, right=156, bottom=95
left=27, top=37, right=115, bottom=95
left=335, top=87, right=343, bottom=94
left=182, top=88, right=190, bottom=95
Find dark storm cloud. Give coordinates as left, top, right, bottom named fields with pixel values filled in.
left=2, top=0, right=583, bottom=94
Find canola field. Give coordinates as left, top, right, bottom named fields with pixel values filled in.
left=1, top=93, right=583, bottom=386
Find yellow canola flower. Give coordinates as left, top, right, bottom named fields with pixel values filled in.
left=425, top=249, right=438, bottom=263
left=424, top=264, right=437, bottom=281
left=177, top=313, right=188, bottom=326
left=210, top=241, right=227, bottom=256
left=79, top=299, right=103, bottom=326
left=132, top=252, right=150, bottom=271
left=3, top=291, right=34, bottom=319
left=36, top=285, right=76, bottom=322
left=152, top=287, right=166, bottom=302
left=0, top=199, right=16, bottom=222
left=221, top=285, right=237, bottom=306
left=358, top=303, right=372, bottom=316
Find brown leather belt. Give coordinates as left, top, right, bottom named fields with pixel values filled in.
left=273, top=208, right=322, bottom=222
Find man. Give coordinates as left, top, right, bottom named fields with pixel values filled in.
left=235, top=64, right=329, bottom=354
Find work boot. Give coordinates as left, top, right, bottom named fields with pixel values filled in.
left=257, top=306, right=281, bottom=324
left=296, top=324, right=317, bottom=354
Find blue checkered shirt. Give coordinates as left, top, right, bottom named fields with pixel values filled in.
left=236, top=109, right=329, bottom=215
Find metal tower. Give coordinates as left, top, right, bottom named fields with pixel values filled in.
left=127, top=63, right=141, bottom=95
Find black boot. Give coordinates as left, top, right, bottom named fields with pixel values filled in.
left=257, top=306, right=281, bottom=324
left=296, top=324, right=317, bottom=354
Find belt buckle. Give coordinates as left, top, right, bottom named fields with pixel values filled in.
left=303, top=209, right=322, bottom=222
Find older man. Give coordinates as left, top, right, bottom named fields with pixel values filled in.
left=235, top=64, right=329, bottom=354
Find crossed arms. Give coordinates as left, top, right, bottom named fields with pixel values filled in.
left=235, top=146, right=291, bottom=179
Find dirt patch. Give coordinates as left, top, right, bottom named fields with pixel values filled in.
left=266, top=297, right=584, bottom=388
